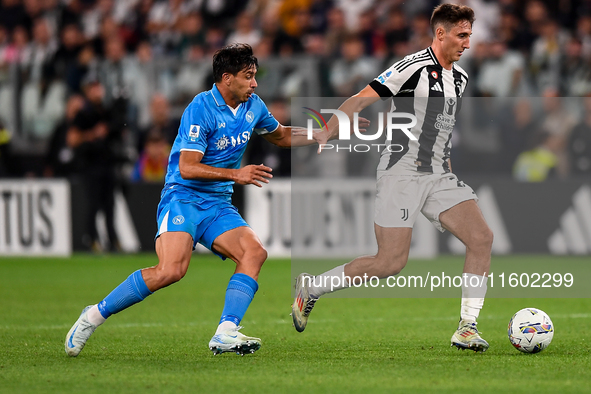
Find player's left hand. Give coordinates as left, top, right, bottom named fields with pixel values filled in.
left=234, top=164, right=273, bottom=187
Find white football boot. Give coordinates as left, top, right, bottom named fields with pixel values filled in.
left=65, top=305, right=98, bottom=357
left=451, top=319, right=489, bottom=352
left=209, top=326, right=261, bottom=356
left=291, top=273, right=318, bottom=333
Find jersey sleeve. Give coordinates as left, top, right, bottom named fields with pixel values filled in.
left=177, top=101, right=212, bottom=154
left=253, top=97, right=279, bottom=135
left=370, top=54, right=431, bottom=98
left=369, top=64, right=406, bottom=98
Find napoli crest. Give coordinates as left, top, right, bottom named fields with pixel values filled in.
left=172, top=215, right=185, bottom=225
left=245, top=111, right=254, bottom=123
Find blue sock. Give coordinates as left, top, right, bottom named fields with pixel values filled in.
left=219, top=273, right=259, bottom=325
left=97, top=270, right=153, bottom=319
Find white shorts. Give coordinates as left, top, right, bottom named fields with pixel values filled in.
left=374, top=173, right=478, bottom=232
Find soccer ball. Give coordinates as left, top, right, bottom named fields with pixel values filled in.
left=508, top=308, right=554, bottom=353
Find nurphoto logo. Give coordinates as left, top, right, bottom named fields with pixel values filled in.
left=303, top=107, right=418, bottom=153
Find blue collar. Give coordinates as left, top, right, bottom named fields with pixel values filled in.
left=211, top=84, right=226, bottom=107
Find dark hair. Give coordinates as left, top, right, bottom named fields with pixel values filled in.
left=212, top=43, right=258, bottom=82
left=430, top=3, right=475, bottom=34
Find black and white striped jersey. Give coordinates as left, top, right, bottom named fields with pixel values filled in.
left=369, top=46, right=468, bottom=176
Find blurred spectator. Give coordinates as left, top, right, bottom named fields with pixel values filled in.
left=568, top=96, right=591, bottom=176
left=44, top=93, right=85, bottom=177
left=0, top=0, right=29, bottom=34
left=68, top=74, right=121, bottom=252
left=138, top=92, right=179, bottom=150
left=408, top=13, right=431, bottom=53
left=0, top=120, right=16, bottom=176
left=477, top=40, right=525, bottom=97
left=59, top=0, right=85, bottom=31
left=199, top=0, right=248, bottom=27
left=203, top=26, right=227, bottom=55
left=67, top=44, right=98, bottom=93
left=125, top=0, right=154, bottom=49
left=357, top=9, right=385, bottom=57
left=324, top=7, right=348, bottom=57
left=530, top=19, right=570, bottom=91
left=90, top=15, right=120, bottom=58
left=146, top=0, right=195, bottom=55
left=131, top=130, right=170, bottom=183
left=498, top=10, right=534, bottom=53
left=575, top=14, right=591, bottom=59
left=53, top=24, right=83, bottom=86
left=132, top=40, right=157, bottom=129
left=560, top=37, right=591, bottom=96
left=23, top=0, right=44, bottom=33
left=335, top=0, right=374, bottom=31
left=20, top=17, right=58, bottom=82
left=278, top=0, right=312, bottom=38
left=100, top=36, right=134, bottom=133
left=20, top=22, right=66, bottom=140
left=82, top=0, right=117, bottom=44
left=177, top=11, right=206, bottom=59
left=226, top=11, right=261, bottom=48
left=523, top=0, right=549, bottom=37
left=1, top=25, right=30, bottom=65
left=383, top=8, right=409, bottom=58
left=259, top=8, right=303, bottom=56
left=308, top=0, right=333, bottom=34
left=540, top=88, right=577, bottom=176
left=329, top=34, right=378, bottom=96
left=513, top=131, right=559, bottom=182
left=499, top=99, right=539, bottom=173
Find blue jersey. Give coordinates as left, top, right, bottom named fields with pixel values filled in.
left=164, top=84, right=279, bottom=199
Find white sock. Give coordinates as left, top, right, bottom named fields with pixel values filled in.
left=215, top=321, right=237, bottom=335
left=308, top=264, right=350, bottom=298
left=460, top=273, right=488, bottom=322
left=86, top=304, right=107, bottom=326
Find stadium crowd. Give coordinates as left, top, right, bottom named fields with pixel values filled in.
left=0, top=0, right=590, bottom=183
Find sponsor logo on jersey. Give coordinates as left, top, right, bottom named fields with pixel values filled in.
left=377, top=70, right=392, bottom=84
left=444, top=98, right=457, bottom=117
left=189, top=125, right=200, bottom=141
left=216, top=135, right=230, bottom=150
left=218, top=122, right=226, bottom=128
left=434, top=99, right=457, bottom=132
left=431, top=82, right=443, bottom=92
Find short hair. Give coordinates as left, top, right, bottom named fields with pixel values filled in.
left=212, top=43, right=259, bottom=82
left=430, top=3, right=475, bottom=34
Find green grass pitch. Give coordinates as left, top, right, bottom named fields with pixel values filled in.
left=1, top=254, right=590, bottom=393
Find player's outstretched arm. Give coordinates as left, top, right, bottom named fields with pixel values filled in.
left=290, top=84, right=380, bottom=153
left=262, top=114, right=371, bottom=149
left=179, top=151, right=272, bottom=187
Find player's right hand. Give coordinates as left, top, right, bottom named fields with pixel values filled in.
left=234, top=164, right=273, bottom=187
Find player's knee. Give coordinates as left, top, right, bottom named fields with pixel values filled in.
left=238, top=244, right=267, bottom=272
left=375, top=252, right=408, bottom=277
left=467, top=226, right=494, bottom=251
left=249, top=244, right=267, bottom=265
left=155, top=264, right=187, bottom=287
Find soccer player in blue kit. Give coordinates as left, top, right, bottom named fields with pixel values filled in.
left=64, top=43, right=335, bottom=356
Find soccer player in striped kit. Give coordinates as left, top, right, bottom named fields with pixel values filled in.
left=293, top=3, right=493, bottom=352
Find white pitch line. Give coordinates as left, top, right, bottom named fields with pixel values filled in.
left=2, top=313, right=590, bottom=331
